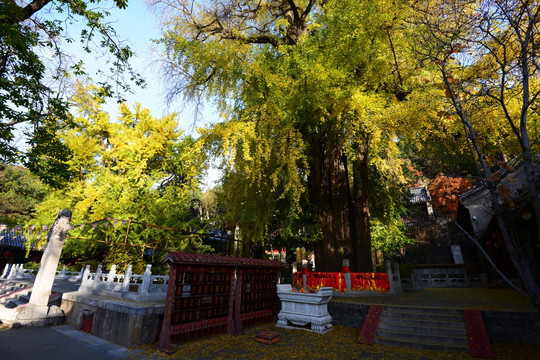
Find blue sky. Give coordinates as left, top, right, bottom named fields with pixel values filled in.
left=102, top=0, right=221, bottom=188
left=80, top=0, right=219, bottom=132
left=16, top=0, right=222, bottom=188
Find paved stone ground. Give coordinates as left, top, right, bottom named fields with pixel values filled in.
left=129, top=323, right=540, bottom=360
left=1, top=285, right=537, bottom=359
left=130, top=288, right=539, bottom=360
left=0, top=325, right=131, bottom=360
left=2, top=322, right=539, bottom=360
left=333, top=287, right=537, bottom=312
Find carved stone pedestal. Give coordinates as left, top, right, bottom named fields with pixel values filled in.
left=276, top=284, right=333, bottom=334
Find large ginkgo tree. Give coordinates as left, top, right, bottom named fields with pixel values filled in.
left=154, top=0, right=417, bottom=271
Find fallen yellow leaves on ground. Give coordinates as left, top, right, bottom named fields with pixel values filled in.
left=129, top=324, right=540, bottom=360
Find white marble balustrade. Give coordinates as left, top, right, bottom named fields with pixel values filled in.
left=1, top=263, right=84, bottom=282
left=78, top=264, right=168, bottom=302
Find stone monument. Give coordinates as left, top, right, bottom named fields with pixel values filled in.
left=15, top=209, right=72, bottom=326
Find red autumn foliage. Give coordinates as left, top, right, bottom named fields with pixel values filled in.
left=428, top=175, right=472, bottom=218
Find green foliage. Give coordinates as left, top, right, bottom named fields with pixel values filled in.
left=22, top=261, right=40, bottom=270
left=370, top=218, right=414, bottom=258
left=398, top=262, right=415, bottom=279
left=368, top=163, right=414, bottom=257
left=26, top=84, right=208, bottom=268
left=157, top=1, right=416, bottom=268
left=24, top=117, right=74, bottom=188
left=0, top=0, right=143, bottom=165
left=0, top=164, right=48, bottom=223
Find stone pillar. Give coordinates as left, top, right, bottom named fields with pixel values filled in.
left=78, top=266, right=85, bottom=281
left=386, top=260, right=393, bottom=276
left=15, top=264, right=24, bottom=279
left=6, top=264, right=15, bottom=279
left=79, top=265, right=92, bottom=293
left=122, top=265, right=133, bottom=292
left=342, top=259, right=351, bottom=292
left=386, top=260, right=403, bottom=295
left=393, top=262, right=402, bottom=294
left=29, top=209, right=72, bottom=307
left=58, top=266, right=67, bottom=279
left=1, top=263, right=9, bottom=278
left=302, top=260, right=308, bottom=290
left=140, top=264, right=152, bottom=294
left=9, top=264, right=19, bottom=279
left=107, top=265, right=116, bottom=291
left=94, top=265, right=103, bottom=291
left=385, top=260, right=393, bottom=293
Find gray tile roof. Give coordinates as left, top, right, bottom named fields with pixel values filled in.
left=0, top=230, right=30, bottom=249
left=409, top=186, right=432, bottom=204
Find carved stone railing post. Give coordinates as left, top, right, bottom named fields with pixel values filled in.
left=302, top=260, right=308, bottom=290
left=13, top=264, right=21, bottom=279
left=7, top=264, right=17, bottom=279
left=385, top=260, right=393, bottom=291
left=94, top=265, right=103, bottom=291
left=393, top=262, right=403, bottom=294
left=107, top=265, right=116, bottom=291
left=386, top=260, right=403, bottom=294
left=122, top=265, right=133, bottom=292
left=140, top=264, right=152, bottom=294
left=1, top=263, right=9, bottom=278
left=79, top=265, right=92, bottom=293
left=57, top=266, right=67, bottom=279
left=78, top=266, right=85, bottom=281
left=13, top=264, right=18, bottom=278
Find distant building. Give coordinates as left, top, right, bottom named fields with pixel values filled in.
left=403, top=180, right=479, bottom=266
left=408, top=186, right=434, bottom=222
left=0, top=228, right=43, bottom=275
left=457, top=159, right=540, bottom=282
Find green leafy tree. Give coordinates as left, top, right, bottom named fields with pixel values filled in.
left=155, top=0, right=416, bottom=271
left=27, top=84, right=207, bottom=271
left=0, top=0, right=142, bottom=167
left=0, top=164, right=48, bottom=224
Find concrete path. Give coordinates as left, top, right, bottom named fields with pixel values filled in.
left=0, top=325, right=132, bottom=360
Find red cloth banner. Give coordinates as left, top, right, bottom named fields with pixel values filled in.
left=295, top=271, right=389, bottom=293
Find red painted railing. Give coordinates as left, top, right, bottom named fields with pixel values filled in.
left=293, top=271, right=390, bottom=293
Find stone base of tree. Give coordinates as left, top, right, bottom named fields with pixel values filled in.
left=0, top=304, right=65, bottom=328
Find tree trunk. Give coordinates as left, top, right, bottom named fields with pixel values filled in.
left=307, top=132, right=357, bottom=272
left=518, top=27, right=540, bottom=251
left=442, top=64, right=540, bottom=313
left=352, top=131, right=373, bottom=272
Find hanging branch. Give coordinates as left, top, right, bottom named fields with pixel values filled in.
left=124, top=217, right=132, bottom=247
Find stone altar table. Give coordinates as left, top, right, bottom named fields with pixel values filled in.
left=276, top=284, right=333, bottom=334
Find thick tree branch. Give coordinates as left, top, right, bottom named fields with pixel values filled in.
left=222, top=33, right=280, bottom=48
left=22, top=0, right=52, bottom=21
left=285, top=0, right=300, bottom=23
left=0, top=0, right=53, bottom=24
left=302, top=0, right=316, bottom=22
